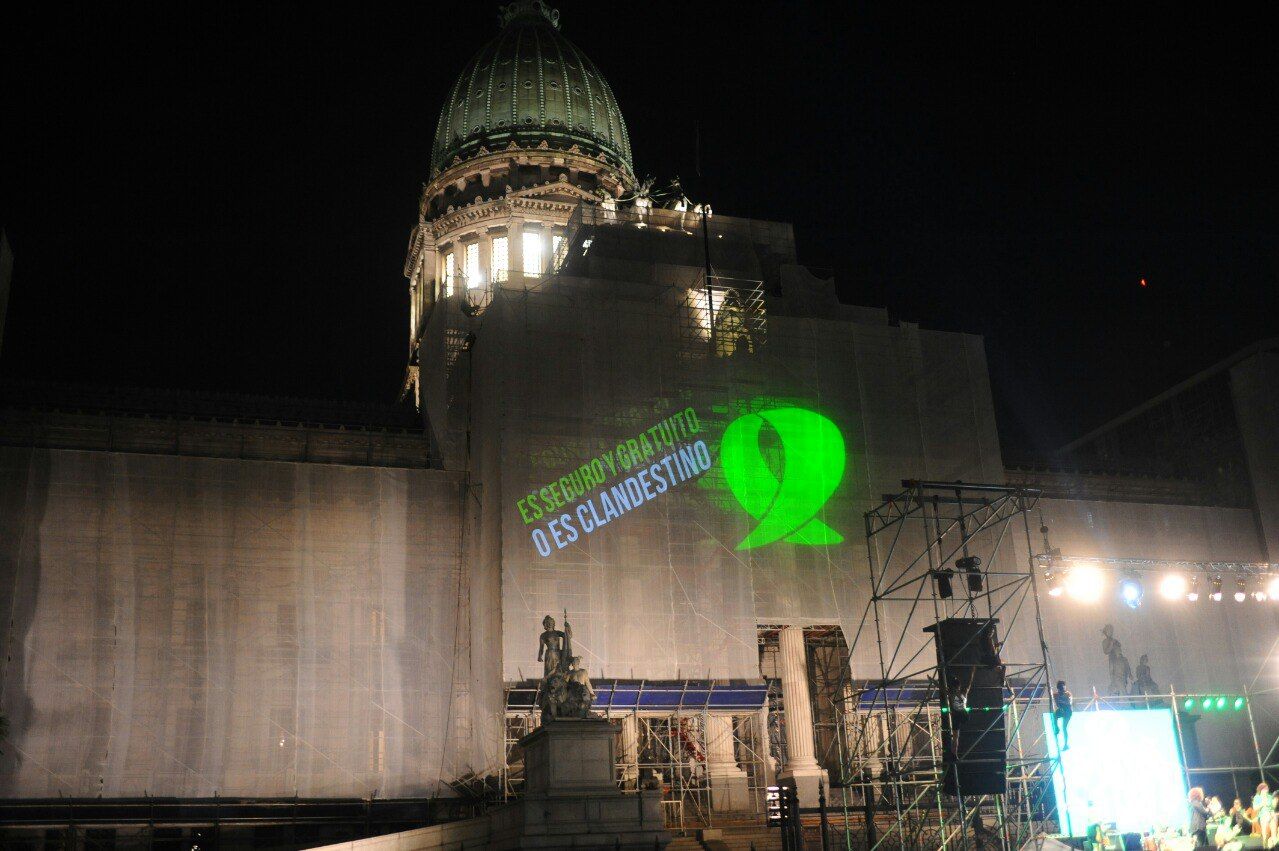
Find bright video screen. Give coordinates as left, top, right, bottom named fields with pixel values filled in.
left=1044, top=708, right=1188, bottom=835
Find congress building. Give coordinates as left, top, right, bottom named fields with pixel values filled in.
left=2, top=1, right=1277, bottom=846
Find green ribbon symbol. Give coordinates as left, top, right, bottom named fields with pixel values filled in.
left=720, top=407, right=845, bottom=550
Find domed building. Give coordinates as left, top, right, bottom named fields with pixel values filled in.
left=403, top=2, right=638, bottom=401
left=1, top=1, right=1277, bottom=846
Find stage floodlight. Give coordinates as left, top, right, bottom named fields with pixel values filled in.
left=1120, top=576, right=1144, bottom=609
left=957, top=555, right=982, bottom=593
left=1067, top=563, right=1105, bottom=602
left=1182, top=697, right=1195, bottom=711
left=1233, top=697, right=1246, bottom=710
left=1215, top=696, right=1227, bottom=710
left=1046, top=570, right=1065, bottom=597
left=1234, top=577, right=1247, bottom=603
left=1187, top=576, right=1200, bottom=602
left=1201, top=697, right=1213, bottom=711
left=1253, top=589, right=1268, bottom=602
left=1159, top=573, right=1187, bottom=600
left=1268, top=576, right=1279, bottom=600
left=1209, top=576, right=1223, bottom=601
left=935, top=568, right=954, bottom=599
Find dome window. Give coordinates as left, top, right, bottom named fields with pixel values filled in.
left=523, top=80, right=534, bottom=89
left=551, top=118, right=561, bottom=125
left=573, top=86, right=583, bottom=95
left=497, top=119, right=507, bottom=127
left=524, top=117, right=534, bottom=124
left=548, top=81, right=559, bottom=90
left=497, top=81, right=507, bottom=91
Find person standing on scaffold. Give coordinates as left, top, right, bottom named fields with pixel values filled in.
left=1052, top=680, right=1073, bottom=751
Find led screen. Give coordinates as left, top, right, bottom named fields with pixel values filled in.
left=1044, top=708, right=1188, bottom=835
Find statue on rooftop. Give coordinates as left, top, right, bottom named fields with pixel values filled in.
left=1131, top=653, right=1158, bottom=696
left=1101, top=624, right=1131, bottom=695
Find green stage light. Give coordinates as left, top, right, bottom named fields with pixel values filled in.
left=1234, top=697, right=1246, bottom=710
left=1183, top=698, right=1195, bottom=711
left=940, top=706, right=949, bottom=714
left=1201, top=697, right=1213, bottom=711
left=1215, top=696, right=1227, bottom=710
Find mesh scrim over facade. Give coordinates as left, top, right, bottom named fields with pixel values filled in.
left=449, top=210, right=1007, bottom=683
left=0, top=447, right=484, bottom=798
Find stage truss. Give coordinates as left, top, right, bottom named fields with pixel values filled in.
left=836, top=480, right=1056, bottom=851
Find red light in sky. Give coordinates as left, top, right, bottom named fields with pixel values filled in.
left=1140, top=278, right=1148, bottom=288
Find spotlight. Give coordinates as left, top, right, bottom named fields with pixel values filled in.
left=1268, top=576, right=1279, bottom=600
left=1215, top=696, right=1227, bottom=710
left=957, top=555, right=982, bottom=593
left=1066, top=563, right=1105, bottom=602
left=1253, top=588, right=1268, bottom=602
left=1182, top=697, right=1195, bottom=711
left=1201, top=697, right=1213, bottom=711
left=1119, top=576, right=1144, bottom=609
left=1159, top=574, right=1188, bottom=600
left=1234, top=578, right=1247, bottom=603
left=1209, top=576, right=1223, bottom=601
left=935, top=568, right=954, bottom=600
left=1046, top=571, right=1065, bottom=597
left=1187, top=576, right=1200, bottom=602
left=1234, top=697, right=1246, bottom=710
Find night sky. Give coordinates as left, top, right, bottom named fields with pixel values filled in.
left=2, top=2, right=1275, bottom=453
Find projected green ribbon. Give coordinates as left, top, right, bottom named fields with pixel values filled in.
left=720, top=407, right=845, bottom=549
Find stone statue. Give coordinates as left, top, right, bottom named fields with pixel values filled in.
left=1131, top=653, right=1158, bottom=696
left=537, top=614, right=565, bottom=679
left=564, top=656, right=595, bottom=717
left=536, top=614, right=595, bottom=723
left=1101, top=625, right=1131, bottom=694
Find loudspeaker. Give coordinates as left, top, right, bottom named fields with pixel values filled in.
left=925, top=617, right=1007, bottom=796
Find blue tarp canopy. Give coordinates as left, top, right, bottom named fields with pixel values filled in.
left=506, top=680, right=769, bottom=712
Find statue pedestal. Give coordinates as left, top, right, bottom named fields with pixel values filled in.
left=489, top=718, right=670, bottom=849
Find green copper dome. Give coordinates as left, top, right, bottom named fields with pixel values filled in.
left=431, top=1, right=633, bottom=176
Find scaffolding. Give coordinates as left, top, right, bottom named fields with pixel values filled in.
left=826, top=480, right=1055, bottom=851
left=501, top=681, right=773, bottom=831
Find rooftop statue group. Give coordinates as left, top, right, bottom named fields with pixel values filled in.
left=537, top=614, right=596, bottom=723
left=1101, top=624, right=1159, bottom=696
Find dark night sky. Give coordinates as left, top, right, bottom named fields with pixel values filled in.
left=2, top=2, right=1275, bottom=453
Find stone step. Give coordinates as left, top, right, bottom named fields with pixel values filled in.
left=667, top=838, right=707, bottom=850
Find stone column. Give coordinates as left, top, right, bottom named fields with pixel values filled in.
left=619, top=713, right=639, bottom=789
left=507, top=218, right=524, bottom=282
left=777, top=625, right=828, bottom=807
left=705, top=713, right=750, bottom=812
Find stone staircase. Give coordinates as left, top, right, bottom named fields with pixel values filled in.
left=667, top=824, right=783, bottom=850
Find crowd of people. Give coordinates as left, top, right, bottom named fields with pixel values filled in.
left=1189, top=783, right=1278, bottom=848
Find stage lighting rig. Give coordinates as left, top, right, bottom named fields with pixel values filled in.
left=1066, top=563, right=1105, bottom=602
left=1268, top=576, right=1279, bottom=600
left=1209, top=576, right=1223, bottom=601
left=1186, top=576, right=1200, bottom=602
left=934, top=568, right=955, bottom=599
left=957, top=555, right=982, bottom=593
left=1045, top=570, right=1065, bottom=597
left=1234, top=577, right=1247, bottom=603
left=1158, top=574, right=1187, bottom=600
left=1119, top=576, right=1144, bottom=609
